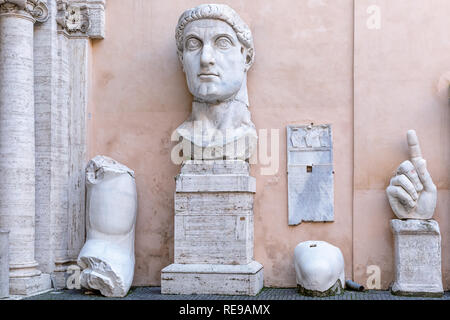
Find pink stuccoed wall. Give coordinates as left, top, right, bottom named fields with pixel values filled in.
left=87, top=0, right=449, bottom=289
left=353, top=0, right=450, bottom=289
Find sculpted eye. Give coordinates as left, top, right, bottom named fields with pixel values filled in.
left=215, top=37, right=232, bottom=49
left=186, top=38, right=202, bottom=51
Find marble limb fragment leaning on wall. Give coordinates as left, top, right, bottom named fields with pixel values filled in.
left=77, top=156, right=137, bottom=297
left=386, top=130, right=437, bottom=220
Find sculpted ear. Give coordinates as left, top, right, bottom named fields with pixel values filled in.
left=178, top=51, right=185, bottom=72
left=243, top=47, right=254, bottom=71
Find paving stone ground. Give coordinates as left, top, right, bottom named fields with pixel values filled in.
left=23, top=287, right=450, bottom=300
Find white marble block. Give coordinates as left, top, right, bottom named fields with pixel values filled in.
left=287, top=125, right=334, bottom=225
left=77, top=156, right=137, bottom=298
left=0, top=0, right=52, bottom=296
left=294, top=241, right=345, bottom=296
left=174, top=161, right=255, bottom=265
left=162, top=262, right=263, bottom=296
left=162, top=160, right=263, bottom=296
left=175, top=192, right=254, bottom=265
left=391, top=219, right=443, bottom=297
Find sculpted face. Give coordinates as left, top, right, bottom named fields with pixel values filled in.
left=181, top=19, right=249, bottom=103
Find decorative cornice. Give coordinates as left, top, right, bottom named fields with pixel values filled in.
left=56, top=0, right=90, bottom=36
left=56, top=0, right=105, bottom=39
left=0, top=0, right=48, bottom=23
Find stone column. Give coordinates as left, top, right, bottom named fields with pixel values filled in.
left=0, top=230, right=9, bottom=298
left=40, top=0, right=105, bottom=288
left=0, top=0, right=51, bottom=295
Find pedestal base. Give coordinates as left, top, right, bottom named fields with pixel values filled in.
left=391, top=284, right=444, bottom=298
left=390, top=219, right=443, bottom=297
left=9, top=273, right=52, bottom=296
left=163, top=161, right=263, bottom=296
left=161, top=261, right=263, bottom=296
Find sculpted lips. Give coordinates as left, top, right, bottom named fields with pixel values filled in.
left=198, top=72, right=219, bottom=80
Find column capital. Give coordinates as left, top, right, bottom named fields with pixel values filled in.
left=56, top=0, right=105, bottom=39
left=0, top=0, right=48, bottom=23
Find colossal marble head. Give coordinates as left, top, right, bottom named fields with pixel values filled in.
left=175, top=4, right=257, bottom=161
left=175, top=4, right=254, bottom=104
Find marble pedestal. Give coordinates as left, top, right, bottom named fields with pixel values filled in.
left=161, top=160, right=263, bottom=296
left=390, top=219, right=443, bottom=297
left=9, top=273, right=51, bottom=296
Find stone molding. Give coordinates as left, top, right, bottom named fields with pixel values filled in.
left=390, top=219, right=440, bottom=235
left=56, top=0, right=89, bottom=35
left=56, top=0, right=105, bottom=38
left=0, top=0, right=48, bottom=22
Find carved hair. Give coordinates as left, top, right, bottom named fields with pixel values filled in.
left=175, top=4, right=254, bottom=66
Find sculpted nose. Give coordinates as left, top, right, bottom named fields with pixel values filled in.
left=200, top=44, right=215, bottom=67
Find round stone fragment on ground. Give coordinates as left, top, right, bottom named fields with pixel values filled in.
left=294, top=240, right=345, bottom=297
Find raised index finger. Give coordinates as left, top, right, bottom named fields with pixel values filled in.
left=407, top=130, right=423, bottom=162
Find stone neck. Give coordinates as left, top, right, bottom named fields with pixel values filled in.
left=191, top=99, right=247, bottom=129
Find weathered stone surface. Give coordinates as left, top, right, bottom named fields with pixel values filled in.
left=56, top=0, right=89, bottom=35
left=34, top=0, right=74, bottom=287
left=0, top=2, right=51, bottom=296
left=1, top=0, right=105, bottom=293
left=174, top=160, right=255, bottom=265
left=0, top=8, right=36, bottom=274
left=180, top=160, right=250, bottom=175
left=56, top=0, right=106, bottom=39
left=287, top=125, right=334, bottom=225
left=9, top=273, right=51, bottom=296
left=0, top=230, right=9, bottom=298
left=294, top=241, right=345, bottom=296
left=86, top=0, right=106, bottom=39
left=386, top=130, right=437, bottom=220
left=162, top=159, right=263, bottom=295
left=176, top=160, right=256, bottom=193
left=34, top=1, right=106, bottom=288
left=176, top=175, right=256, bottom=193
left=0, top=0, right=48, bottom=22
left=298, top=279, right=343, bottom=297
left=161, top=262, right=263, bottom=296
left=77, top=156, right=137, bottom=298
left=390, top=219, right=443, bottom=297
left=175, top=193, right=254, bottom=265
left=174, top=4, right=257, bottom=160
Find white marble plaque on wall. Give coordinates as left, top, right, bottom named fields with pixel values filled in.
left=287, top=125, right=334, bottom=225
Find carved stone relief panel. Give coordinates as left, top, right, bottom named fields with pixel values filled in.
left=287, top=124, right=334, bottom=225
